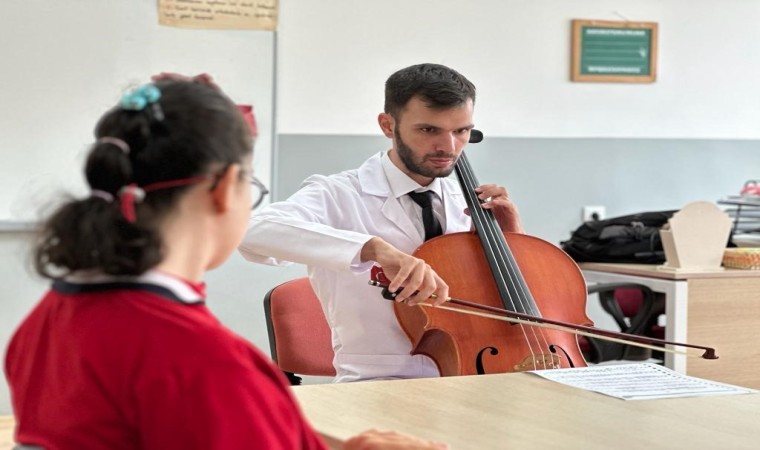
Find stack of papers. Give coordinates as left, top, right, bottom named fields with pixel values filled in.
left=532, top=363, right=757, bottom=400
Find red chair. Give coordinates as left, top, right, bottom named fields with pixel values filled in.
left=263, top=278, right=336, bottom=385
left=581, top=283, right=665, bottom=363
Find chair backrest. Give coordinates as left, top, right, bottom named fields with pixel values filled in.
left=613, top=288, right=645, bottom=318
left=263, top=278, right=336, bottom=383
left=583, top=282, right=664, bottom=363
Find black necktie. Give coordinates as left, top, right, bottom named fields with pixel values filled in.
left=408, top=191, right=443, bottom=241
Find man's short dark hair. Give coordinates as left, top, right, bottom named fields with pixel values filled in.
left=384, top=63, right=476, bottom=118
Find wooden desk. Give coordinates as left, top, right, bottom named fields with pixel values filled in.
left=0, top=415, right=14, bottom=450
left=293, top=372, right=760, bottom=449
left=5, top=373, right=757, bottom=450
left=580, top=263, right=760, bottom=389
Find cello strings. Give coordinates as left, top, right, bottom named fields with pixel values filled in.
left=478, top=219, right=556, bottom=365
left=457, top=154, right=552, bottom=367
left=460, top=156, right=541, bottom=316
left=456, top=155, right=539, bottom=349
left=459, top=154, right=568, bottom=368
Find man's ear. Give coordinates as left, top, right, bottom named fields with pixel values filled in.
left=209, top=164, right=240, bottom=213
left=377, top=113, right=395, bottom=138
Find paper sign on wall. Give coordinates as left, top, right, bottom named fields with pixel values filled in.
left=158, top=0, right=278, bottom=31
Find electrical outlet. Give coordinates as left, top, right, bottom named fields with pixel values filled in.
left=582, top=206, right=606, bottom=222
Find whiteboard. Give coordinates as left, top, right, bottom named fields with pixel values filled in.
left=0, top=0, right=274, bottom=222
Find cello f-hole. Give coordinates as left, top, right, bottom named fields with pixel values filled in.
left=475, top=347, right=500, bottom=375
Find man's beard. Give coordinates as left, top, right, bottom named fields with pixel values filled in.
left=394, top=127, right=458, bottom=179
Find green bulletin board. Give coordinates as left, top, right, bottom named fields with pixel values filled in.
left=571, top=20, right=658, bottom=83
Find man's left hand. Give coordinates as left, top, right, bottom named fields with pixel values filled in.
left=465, top=184, right=524, bottom=233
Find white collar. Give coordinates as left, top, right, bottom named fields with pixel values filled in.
left=62, top=270, right=205, bottom=304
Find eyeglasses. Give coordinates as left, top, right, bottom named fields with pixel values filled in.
left=208, top=165, right=269, bottom=209
left=250, top=175, right=270, bottom=210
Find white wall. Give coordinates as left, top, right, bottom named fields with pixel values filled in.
left=277, top=0, right=760, bottom=139
left=0, top=0, right=274, bottom=222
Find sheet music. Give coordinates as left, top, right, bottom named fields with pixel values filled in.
left=531, top=363, right=757, bottom=400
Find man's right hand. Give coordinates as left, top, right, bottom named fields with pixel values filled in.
left=360, top=237, right=448, bottom=306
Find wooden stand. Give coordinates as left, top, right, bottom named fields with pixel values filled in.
left=658, top=201, right=732, bottom=273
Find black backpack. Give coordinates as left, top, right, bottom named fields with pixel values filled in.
left=560, top=210, right=677, bottom=264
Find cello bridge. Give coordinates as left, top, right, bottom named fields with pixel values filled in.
left=514, top=354, right=562, bottom=371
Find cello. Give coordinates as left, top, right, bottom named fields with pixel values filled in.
left=370, top=135, right=716, bottom=376
left=380, top=145, right=592, bottom=375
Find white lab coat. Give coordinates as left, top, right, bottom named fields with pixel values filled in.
left=239, top=152, right=472, bottom=382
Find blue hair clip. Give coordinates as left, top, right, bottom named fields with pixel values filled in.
left=120, top=84, right=164, bottom=121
